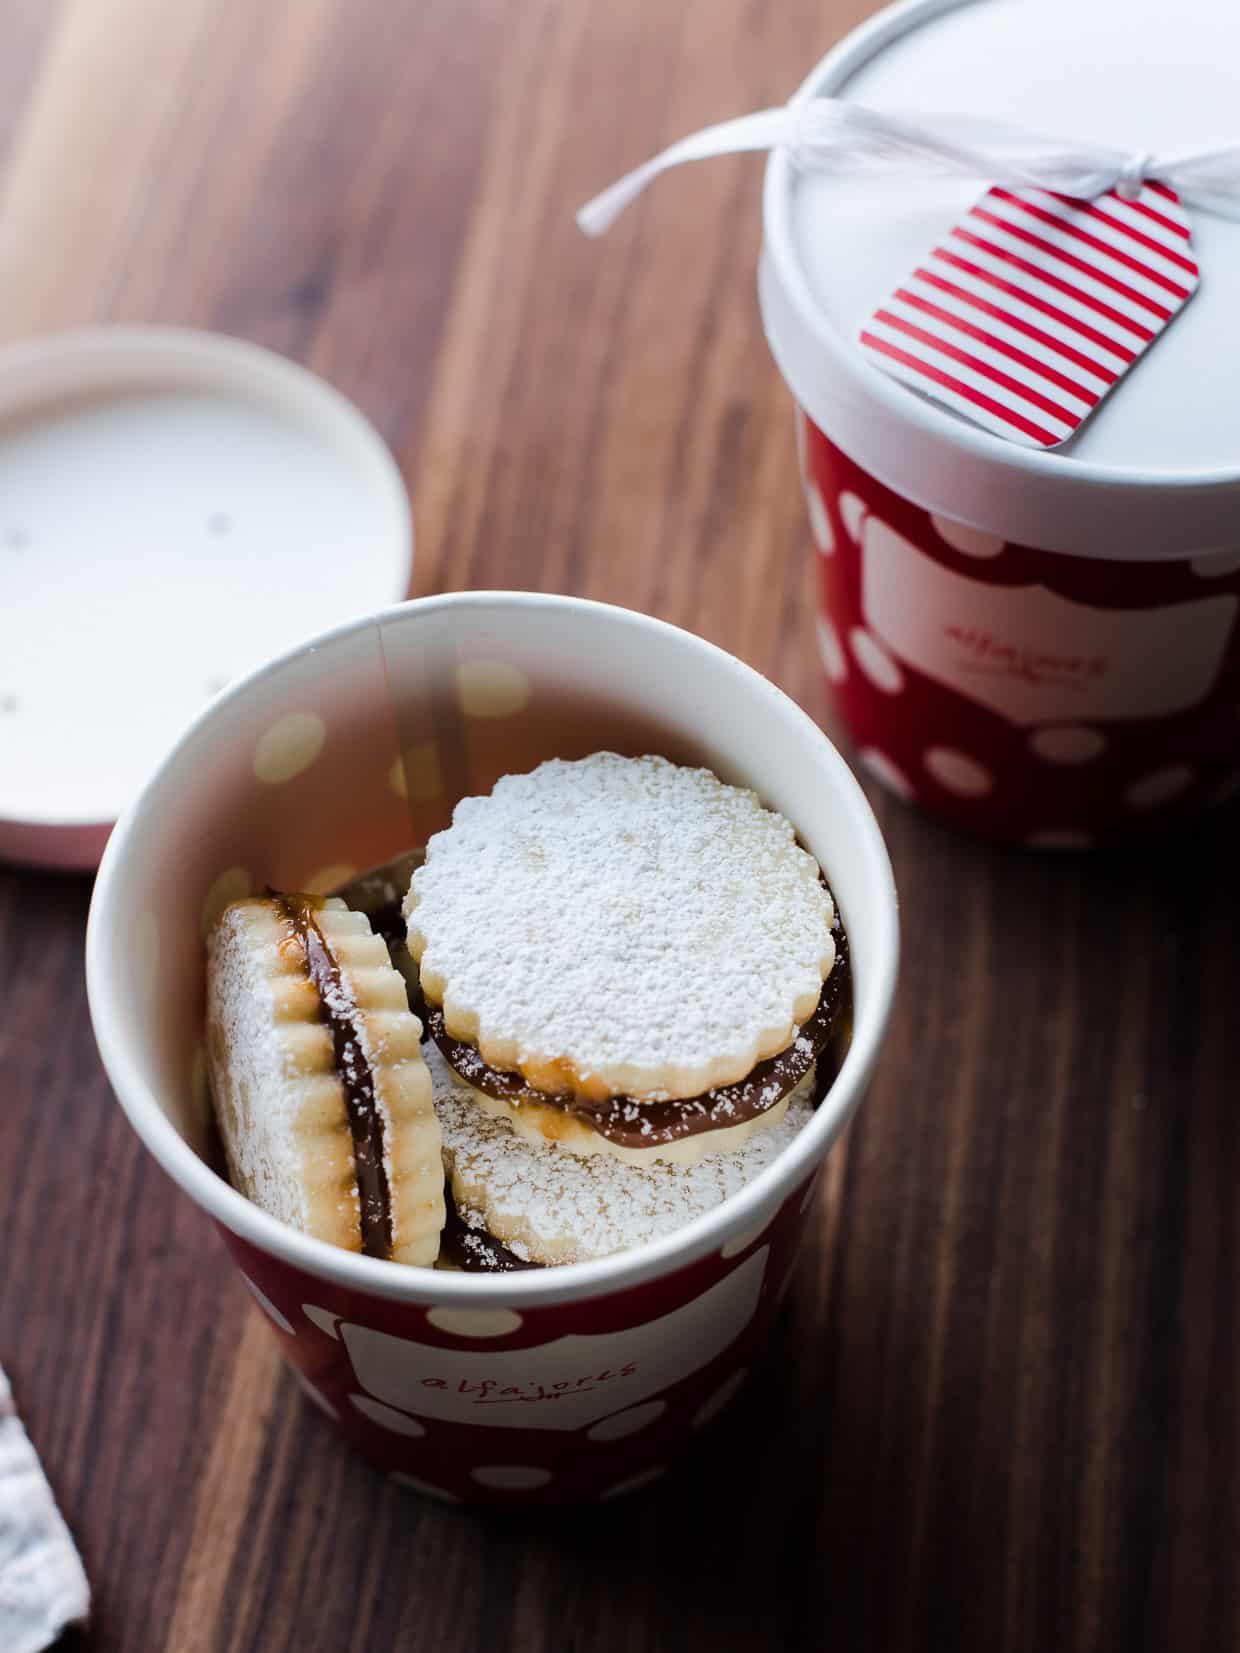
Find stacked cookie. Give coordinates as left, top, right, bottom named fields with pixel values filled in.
left=204, top=753, right=848, bottom=1269
left=206, top=894, right=444, bottom=1265
left=406, top=754, right=845, bottom=1265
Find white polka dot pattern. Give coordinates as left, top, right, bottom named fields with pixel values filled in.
left=849, top=628, right=904, bottom=694
left=456, top=659, right=531, bottom=719
left=815, top=615, right=847, bottom=685
left=301, top=1305, right=341, bottom=1339
left=925, top=748, right=993, bottom=797
left=600, top=1466, right=667, bottom=1501
left=295, top=1373, right=339, bottom=1420
left=350, top=1395, right=427, bottom=1436
left=240, top=1274, right=294, bottom=1335
left=391, top=741, right=445, bottom=802
left=1124, top=766, right=1193, bottom=809
left=1029, top=726, right=1106, bottom=764
left=930, top=514, right=1006, bottom=558
left=470, top=1465, right=552, bottom=1490
left=252, top=712, right=326, bottom=784
left=303, top=863, right=358, bottom=895
left=858, top=748, right=914, bottom=800
left=586, top=1401, right=667, bottom=1442
left=201, top=866, right=251, bottom=938
left=426, top=1307, right=524, bottom=1339
left=838, top=491, right=867, bottom=544
left=691, top=1368, right=749, bottom=1430
left=391, top=1473, right=462, bottom=1504
left=806, top=484, right=834, bottom=555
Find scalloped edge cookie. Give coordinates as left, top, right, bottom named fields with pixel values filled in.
left=406, top=754, right=836, bottom=1101
left=429, top=1042, right=816, bottom=1264
left=206, top=896, right=444, bottom=1266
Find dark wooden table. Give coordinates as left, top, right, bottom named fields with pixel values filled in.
left=2, top=1, right=1237, bottom=1648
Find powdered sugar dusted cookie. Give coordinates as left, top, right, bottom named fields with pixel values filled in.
left=428, top=1043, right=815, bottom=1264
left=406, top=753, right=837, bottom=1102
left=421, top=926, right=847, bottom=1166
left=430, top=1044, right=797, bottom=1168
left=206, top=896, right=443, bottom=1266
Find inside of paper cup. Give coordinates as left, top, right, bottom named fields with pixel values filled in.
left=96, top=597, right=888, bottom=1180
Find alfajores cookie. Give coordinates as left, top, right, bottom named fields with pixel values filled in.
left=406, top=753, right=845, bottom=1167
left=205, top=755, right=848, bottom=1270
left=206, top=895, right=443, bottom=1266
left=428, top=1042, right=818, bottom=1265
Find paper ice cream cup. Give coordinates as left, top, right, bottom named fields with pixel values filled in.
left=786, top=412, right=1240, bottom=845
left=86, top=593, right=898, bottom=1504
left=759, top=0, right=1240, bottom=844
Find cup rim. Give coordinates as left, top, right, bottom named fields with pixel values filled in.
left=86, top=592, right=899, bottom=1308
left=759, top=0, right=1240, bottom=559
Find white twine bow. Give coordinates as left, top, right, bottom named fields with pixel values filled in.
left=577, top=100, right=1240, bottom=236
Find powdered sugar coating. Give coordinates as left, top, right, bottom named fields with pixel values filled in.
left=447, top=1073, right=796, bottom=1168
left=206, top=897, right=443, bottom=1264
left=407, top=754, right=836, bottom=1100
left=428, top=1043, right=815, bottom=1264
left=206, top=900, right=360, bottom=1245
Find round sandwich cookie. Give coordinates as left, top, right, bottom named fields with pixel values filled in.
left=206, top=895, right=444, bottom=1266
left=406, top=753, right=845, bottom=1167
left=428, top=1043, right=819, bottom=1265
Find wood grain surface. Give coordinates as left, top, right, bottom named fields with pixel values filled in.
left=1, top=1, right=1237, bottom=1649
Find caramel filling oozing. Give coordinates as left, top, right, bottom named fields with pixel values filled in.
left=427, top=930, right=850, bottom=1151
left=275, top=894, right=393, bottom=1261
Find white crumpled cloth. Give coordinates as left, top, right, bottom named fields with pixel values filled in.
left=0, top=1366, right=89, bottom=1652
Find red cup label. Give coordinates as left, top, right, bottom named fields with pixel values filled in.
left=331, top=1243, right=769, bottom=1431
left=801, top=412, right=1240, bottom=839
left=862, top=514, right=1237, bottom=725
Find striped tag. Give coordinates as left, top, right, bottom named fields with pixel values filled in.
left=858, top=181, right=1200, bottom=449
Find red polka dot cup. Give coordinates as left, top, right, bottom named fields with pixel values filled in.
left=759, top=0, right=1240, bottom=845
left=790, top=420, right=1240, bottom=845
left=86, top=594, right=898, bottom=1504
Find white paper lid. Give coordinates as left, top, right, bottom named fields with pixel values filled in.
left=0, top=327, right=411, bottom=871
left=760, top=0, right=1240, bottom=557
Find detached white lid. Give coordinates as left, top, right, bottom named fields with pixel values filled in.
left=760, top=0, right=1240, bottom=557
left=0, top=327, right=411, bottom=871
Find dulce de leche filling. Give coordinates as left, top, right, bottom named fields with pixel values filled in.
left=275, top=894, right=394, bottom=1262
left=426, top=928, right=850, bottom=1150
left=438, top=1187, right=540, bottom=1273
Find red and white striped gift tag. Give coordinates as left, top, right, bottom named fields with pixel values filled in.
left=858, top=181, right=1200, bottom=448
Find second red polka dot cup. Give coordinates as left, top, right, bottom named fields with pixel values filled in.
left=759, top=0, right=1240, bottom=845
left=86, top=593, right=898, bottom=1504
